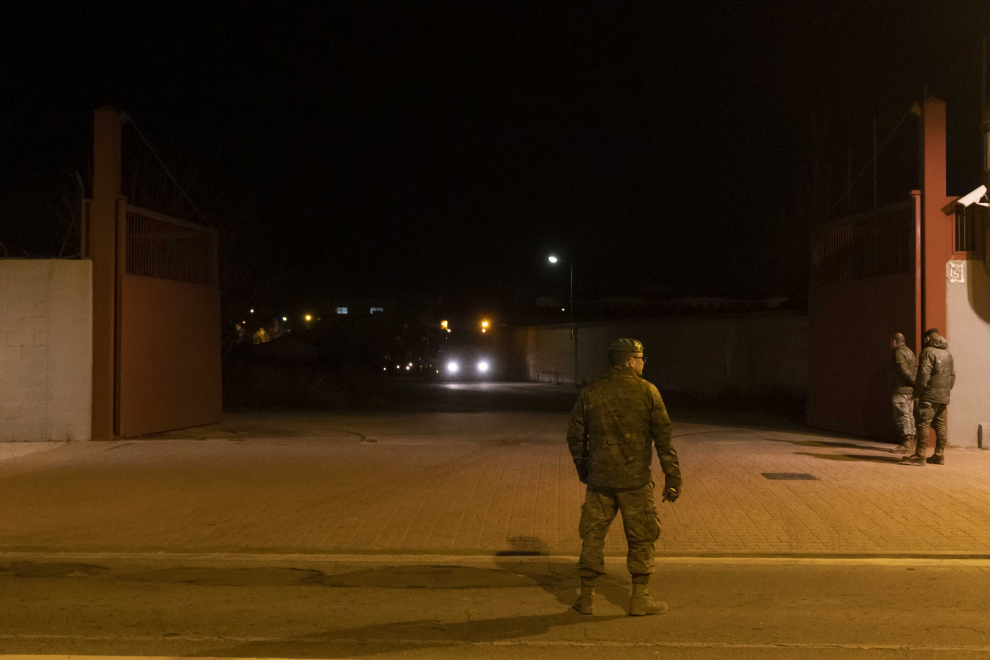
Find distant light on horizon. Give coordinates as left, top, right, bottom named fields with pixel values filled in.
left=478, top=361, right=489, bottom=372
left=304, top=314, right=312, bottom=321
left=282, top=316, right=287, bottom=321
left=548, top=255, right=558, bottom=263
left=447, top=361, right=459, bottom=373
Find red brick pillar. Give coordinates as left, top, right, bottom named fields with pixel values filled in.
left=921, top=98, right=948, bottom=340
left=90, top=106, right=123, bottom=440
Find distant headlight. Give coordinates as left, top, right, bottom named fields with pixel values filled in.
left=477, top=361, right=489, bottom=372
left=447, top=361, right=459, bottom=373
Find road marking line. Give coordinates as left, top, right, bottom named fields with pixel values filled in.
left=0, top=657, right=352, bottom=660
left=6, top=638, right=990, bottom=652
left=2, top=551, right=990, bottom=567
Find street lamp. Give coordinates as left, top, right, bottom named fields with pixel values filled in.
left=548, top=254, right=577, bottom=386
left=547, top=255, right=573, bottom=325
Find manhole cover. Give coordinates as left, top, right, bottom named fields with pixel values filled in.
left=761, top=472, right=818, bottom=480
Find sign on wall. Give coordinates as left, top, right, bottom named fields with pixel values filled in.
left=947, top=260, right=966, bottom=284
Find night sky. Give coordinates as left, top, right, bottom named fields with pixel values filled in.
left=3, top=2, right=989, bottom=316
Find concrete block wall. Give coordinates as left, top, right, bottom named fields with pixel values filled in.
left=0, top=260, right=92, bottom=441
left=510, top=312, right=808, bottom=399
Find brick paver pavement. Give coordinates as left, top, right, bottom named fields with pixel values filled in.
left=1, top=413, right=990, bottom=556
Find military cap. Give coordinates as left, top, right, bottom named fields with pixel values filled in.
left=608, top=338, right=645, bottom=364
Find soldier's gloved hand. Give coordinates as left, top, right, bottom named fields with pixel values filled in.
left=662, top=483, right=680, bottom=503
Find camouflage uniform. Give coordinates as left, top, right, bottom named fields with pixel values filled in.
left=886, top=343, right=916, bottom=436
left=913, top=335, right=955, bottom=456
left=567, top=360, right=681, bottom=584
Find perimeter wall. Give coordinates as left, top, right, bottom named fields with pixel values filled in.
left=509, top=313, right=808, bottom=399
left=0, top=260, right=92, bottom=441
left=946, top=259, right=990, bottom=447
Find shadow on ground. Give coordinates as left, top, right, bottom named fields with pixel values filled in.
left=193, top=609, right=626, bottom=658
left=795, top=451, right=903, bottom=464
left=765, top=438, right=898, bottom=452
left=116, top=535, right=635, bottom=658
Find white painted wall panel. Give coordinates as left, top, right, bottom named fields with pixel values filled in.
left=0, top=260, right=92, bottom=441
left=946, top=260, right=990, bottom=447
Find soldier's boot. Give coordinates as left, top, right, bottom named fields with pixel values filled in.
left=896, top=435, right=915, bottom=454
left=900, top=437, right=927, bottom=466
left=572, top=578, right=596, bottom=615
left=900, top=451, right=926, bottom=466
left=926, top=448, right=945, bottom=465
left=629, top=583, right=668, bottom=616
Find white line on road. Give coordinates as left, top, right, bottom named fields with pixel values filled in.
left=2, top=551, right=990, bottom=567
left=6, top=637, right=990, bottom=652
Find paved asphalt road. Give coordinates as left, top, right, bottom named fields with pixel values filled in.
left=1, top=553, right=990, bottom=659
left=1, top=381, right=986, bottom=659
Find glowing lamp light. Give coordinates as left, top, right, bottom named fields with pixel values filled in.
left=447, top=361, right=459, bottom=373
left=282, top=316, right=287, bottom=321
left=548, top=255, right=558, bottom=263
left=478, top=361, right=490, bottom=372
left=304, top=314, right=312, bottom=321
left=441, top=320, right=448, bottom=329
left=250, top=309, right=254, bottom=314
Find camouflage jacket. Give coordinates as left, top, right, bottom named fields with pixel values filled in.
left=886, top=344, right=916, bottom=396
left=914, top=336, right=955, bottom=404
left=566, top=365, right=681, bottom=490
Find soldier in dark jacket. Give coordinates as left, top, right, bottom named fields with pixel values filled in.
left=901, top=332, right=955, bottom=466
left=887, top=333, right=917, bottom=453
left=566, top=338, right=681, bottom=616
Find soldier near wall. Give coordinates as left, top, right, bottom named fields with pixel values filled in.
left=566, top=338, right=681, bottom=616
left=886, top=333, right=917, bottom=453
left=901, top=331, right=955, bottom=466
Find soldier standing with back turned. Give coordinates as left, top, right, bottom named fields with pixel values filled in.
left=901, top=330, right=955, bottom=466
left=566, top=338, right=681, bottom=616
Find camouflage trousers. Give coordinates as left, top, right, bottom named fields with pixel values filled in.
left=915, top=401, right=948, bottom=453
left=578, top=481, right=660, bottom=584
left=891, top=393, right=916, bottom=435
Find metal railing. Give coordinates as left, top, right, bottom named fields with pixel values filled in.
left=954, top=203, right=987, bottom=253
left=810, top=199, right=915, bottom=287
left=125, top=205, right=218, bottom=286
